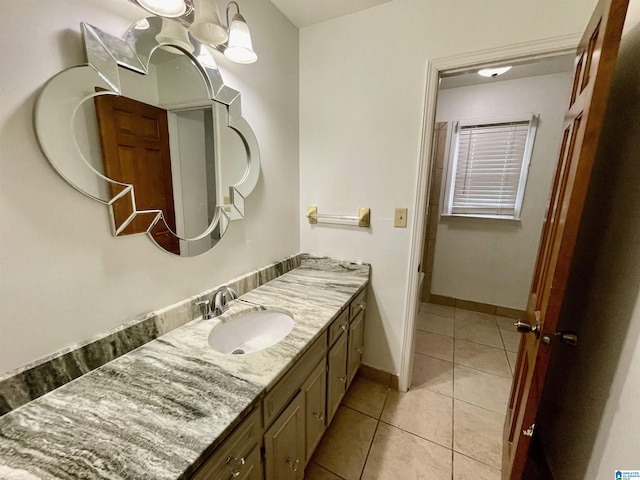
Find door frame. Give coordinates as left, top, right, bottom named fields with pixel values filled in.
left=398, top=33, right=583, bottom=392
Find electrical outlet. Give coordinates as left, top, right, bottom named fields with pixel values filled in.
left=394, top=208, right=408, bottom=228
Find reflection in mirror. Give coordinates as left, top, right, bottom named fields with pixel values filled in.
left=35, top=17, right=260, bottom=256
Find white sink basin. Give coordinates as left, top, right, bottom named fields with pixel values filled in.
left=208, top=310, right=294, bottom=355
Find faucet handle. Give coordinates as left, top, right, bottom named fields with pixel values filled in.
left=196, top=300, right=211, bottom=319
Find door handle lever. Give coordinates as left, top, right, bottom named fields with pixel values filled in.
left=514, top=321, right=540, bottom=336
left=556, top=331, right=578, bottom=346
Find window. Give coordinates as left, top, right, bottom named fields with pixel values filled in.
left=443, top=114, right=538, bottom=220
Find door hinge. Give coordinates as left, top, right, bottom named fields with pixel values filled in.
left=522, top=424, right=535, bottom=437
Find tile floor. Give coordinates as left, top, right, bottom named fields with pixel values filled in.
left=304, top=302, right=520, bottom=480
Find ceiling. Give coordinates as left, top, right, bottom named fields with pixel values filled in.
left=439, top=54, right=576, bottom=90
left=270, top=0, right=394, bottom=28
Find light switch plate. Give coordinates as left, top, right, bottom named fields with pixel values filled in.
left=394, top=208, right=408, bottom=228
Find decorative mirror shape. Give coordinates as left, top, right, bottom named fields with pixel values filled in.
left=35, top=17, right=260, bottom=256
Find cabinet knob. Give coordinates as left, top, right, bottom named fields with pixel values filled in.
left=358, top=302, right=366, bottom=310
left=286, top=457, right=300, bottom=472
left=356, top=348, right=363, bottom=355
left=313, top=410, right=325, bottom=421
left=337, top=375, right=347, bottom=383
left=225, top=456, right=245, bottom=477
left=341, top=323, right=348, bottom=331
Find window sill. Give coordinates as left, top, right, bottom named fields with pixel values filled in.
left=440, top=214, right=522, bottom=225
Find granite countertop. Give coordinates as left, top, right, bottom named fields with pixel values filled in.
left=0, top=257, right=369, bottom=479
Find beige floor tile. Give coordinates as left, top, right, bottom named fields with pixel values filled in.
left=412, top=353, right=454, bottom=396
left=342, top=375, right=389, bottom=419
left=454, top=340, right=511, bottom=378
left=417, top=312, right=455, bottom=337
left=361, top=423, right=452, bottom=480
left=496, top=316, right=518, bottom=330
left=415, top=331, right=454, bottom=361
left=454, top=309, right=497, bottom=327
left=454, top=365, right=512, bottom=414
left=453, top=400, right=504, bottom=469
left=506, top=352, right=518, bottom=375
left=500, top=329, right=522, bottom=353
left=304, top=461, right=343, bottom=480
left=453, top=452, right=502, bottom=480
left=454, top=321, right=504, bottom=349
left=381, top=388, right=452, bottom=448
left=312, top=406, right=377, bottom=480
left=421, top=302, right=455, bottom=318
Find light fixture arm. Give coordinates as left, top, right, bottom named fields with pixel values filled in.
left=226, top=1, right=241, bottom=28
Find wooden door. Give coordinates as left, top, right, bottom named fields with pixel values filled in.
left=502, top=0, right=628, bottom=478
left=303, top=360, right=327, bottom=463
left=94, top=94, right=180, bottom=254
left=264, top=392, right=305, bottom=480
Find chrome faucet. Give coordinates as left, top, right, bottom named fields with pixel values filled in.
left=212, top=285, right=238, bottom=316
left=196, top=285, right=237, bottom=320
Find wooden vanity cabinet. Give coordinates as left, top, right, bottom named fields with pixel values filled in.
left=326, top=332, right=348, bottom=424
left=193, top=286, right=367, bottom=480
left=303, top=360, right=327, bottom=463
left=190, top=407, right=262, bottom=480
left=347, top=309, right=364, bottom=387
left=264, top=393, right=305, bottom=480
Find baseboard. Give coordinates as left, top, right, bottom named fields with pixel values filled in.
left=428, top=295, right=525, bottom=319
left=359, top=364, right=399, bottom=390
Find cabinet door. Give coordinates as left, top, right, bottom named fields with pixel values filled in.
left=326, top=332, right=348, bottom=424
left=303, top=360, right=327, bottom=463
left=264, top=393, right=305, bottom=480
left=190, top=408, right=261, bottom=480
left=347, top=310, right=365, bottom=387
left=229, top=447, right=262, bottom=480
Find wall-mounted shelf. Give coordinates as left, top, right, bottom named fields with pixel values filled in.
left=306, top=206, right=370, bottom=228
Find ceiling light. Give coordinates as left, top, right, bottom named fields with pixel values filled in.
left=478, top=66, right=512, bottom=78
left=136, top=0, right=187, bottom=18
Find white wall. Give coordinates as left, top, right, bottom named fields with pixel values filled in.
left=0, top=0, right=299, bottom=376
left=299, top=0, right=597, bottom=374
left=535, top=7, right=640, bottom=477
left=431, top=72, right=573, bottom=310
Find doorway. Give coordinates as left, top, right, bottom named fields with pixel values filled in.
left=406, top=53, right=576, bottom=475
left=400, top=36, right=583, bottom=392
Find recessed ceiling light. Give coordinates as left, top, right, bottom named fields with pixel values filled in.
left=478, top=66, right=512, bottom=78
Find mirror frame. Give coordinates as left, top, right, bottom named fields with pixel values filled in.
left=34, top=17, right=260, bottom=256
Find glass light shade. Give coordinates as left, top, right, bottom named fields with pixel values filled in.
left=224, top=14, right=257, bottom=64
left=136, top=0, right=187, bottom=18
left=196, top=45, right=218, bottom=69
left=156, top=19, right=195, bottom=53
left=478, top=66, right=512, bottom=78
left=190, top=0, right=229, bottom=47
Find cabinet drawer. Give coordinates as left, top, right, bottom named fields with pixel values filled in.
left=191, top=407, right=261, bottom=480
left=263, top=332, right=327, bottom=428
left=349, top=289, right=367, bottom=320
left=328, top=308, right=349, bottom=347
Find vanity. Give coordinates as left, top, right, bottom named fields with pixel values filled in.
left=0, top=257, right=369, bottom=479
left=0, top=10, right=373, bottom=479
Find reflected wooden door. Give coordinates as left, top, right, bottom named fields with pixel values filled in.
left=94, top=94, right=180, bottom=254
left=502, top=0, right=628, bottom=478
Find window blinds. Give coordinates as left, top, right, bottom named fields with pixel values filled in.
left=451, top=119, right=532, bottom=217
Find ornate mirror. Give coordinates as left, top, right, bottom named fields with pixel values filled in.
left=35, top=17, right=260, bottom=256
